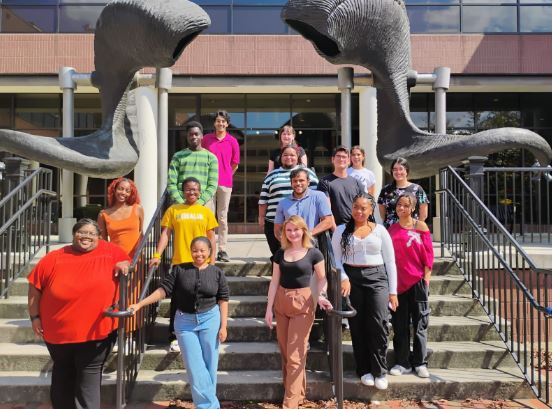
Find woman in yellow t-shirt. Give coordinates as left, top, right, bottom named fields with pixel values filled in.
left=150, top=176, right=218, bottom=351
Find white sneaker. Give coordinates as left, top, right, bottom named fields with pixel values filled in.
left=415, top=365, right=430, bottom=378
left=169, top=340, right=180, bottom=352
left=389, top=364, right=412, bottom=376
left=360, top=373, right=375, bottom=386
left=374, top=375, right=388, bottom=390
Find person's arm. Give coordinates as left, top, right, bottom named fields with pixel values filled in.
left=380, top=226, right=398, bottom=311
left=264, top=261, right=281, bottom=329
left=312, top=215, right=334, bottom=237
left=231, top=138, right=240, bottom=174
left=167, top=154, right=184, bottom=204
left=218, top=300, right=228, bottom=342
left=149, top=227, right=171, bottom=267
left=418, top=222, right=434, bottom=284
left=97, top=211, right=108, bottom=241
left=331, top=227, right=351, bottom=296
left=128, top=287, right=167, bottom=314
left=378, top=204, right=387, bottom=222
left=207, top=229, right=216, bottom=265
left=418, top=203, right=428, bottom=222
left=301, top=153, right=308, bottom=167
left=137, top=205, right=144, bottom=239
left=368, top=183, right=376, bottom=197
left=273, top=203, right=285, bottom=241
left=313, top=260, right=332, bottom=311
left=200, top=155, right=219, bottom=205
left=274, top=223, right=282, bottom=242
left=258, top=203, right=268, bottom=226
left=267, top=159, right=275, bottom=174
left=28, top=285, right=43, bottom=338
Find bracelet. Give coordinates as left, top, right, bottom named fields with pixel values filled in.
left=153, top=252, right=161, bottom=259
left=30, top=314, right=40, bottom=321
left=319, top=291, right=328, bottom=299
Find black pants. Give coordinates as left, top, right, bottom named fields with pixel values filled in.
left=345, top=264, right=390, bottom=378
left=45, top=332, right=115, bottom=409
left=264, top=220, right=281, bottom=258
left=392, top=279, right=430, bottom=368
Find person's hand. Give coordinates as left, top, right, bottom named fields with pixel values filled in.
left=149, top=257, right=161, bottom=268
left=264, top=308, right=274, bottom=329
left=31, top=318, right=43, bottom=338
left=114, top=261, right=130, bottom=277
left=218, top=326, right=227, bottom=343
left=127, top=303, right=141, bottom=315
left=258, top=215, right=264, bottom=227
left=318, top=297, right=333, bottom=311
left=341, top=278, right=351, bottom=296
left=388, top=294, right=399, bottom=312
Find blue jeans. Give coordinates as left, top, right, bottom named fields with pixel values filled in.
left=174, top=306, right=221, bottom=409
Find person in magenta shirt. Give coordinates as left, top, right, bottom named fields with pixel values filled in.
left=202, top=110, right=240, bottom=262
left=388, top=192, right=434, bottom=379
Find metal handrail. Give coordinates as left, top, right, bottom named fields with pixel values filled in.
left=440, top=165, right=552, bottom=404
left=104, top=190, right=172, bottom=409
left=0, top=167, right=55, bottom=298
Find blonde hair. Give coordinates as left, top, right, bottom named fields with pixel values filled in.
left=280, top=215, right=313, bottom=250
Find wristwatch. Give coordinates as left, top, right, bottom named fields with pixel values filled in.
left=29, top=314, right=40, bottom=321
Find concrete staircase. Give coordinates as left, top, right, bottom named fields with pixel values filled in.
left=0, top=252, right=534, bottom=404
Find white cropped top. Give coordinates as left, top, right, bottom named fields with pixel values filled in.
left=331, top=223, right=397, bottom=294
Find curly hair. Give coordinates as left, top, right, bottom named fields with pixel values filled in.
left=340, top=193, right=376, bottom=259
left=107, top=178, right=141, bottom=207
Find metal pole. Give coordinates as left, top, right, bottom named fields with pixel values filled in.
left=58, top=67, right=77, bottom=242
left=338, top=67, right=354, bottom=149
left=156, top=68, right=172, bottom=199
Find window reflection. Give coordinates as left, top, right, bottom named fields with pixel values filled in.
left=74, top=94, right=102, bottom=130
left=0, top=95, right=12, bottom=128
left=169, top=96, right=197, bottom=128
left=462, top=6, right=517, bottom=33
left=1, top=6, right=56, bottom=33
left=246, top=95, right=291, bottom=129
left=59, top=5, right=103, bottom=33
left=201, top=94, right=245, bottom=129
left=15, top=95, right=60, bottom=131
left=520, top=6, right=552, bottom=32
left=406, top=6, right=460, bottom=33
left=292, top=94, right=337, bottom=128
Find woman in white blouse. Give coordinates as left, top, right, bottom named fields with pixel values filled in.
left=331, top=193, right=397, bottom=391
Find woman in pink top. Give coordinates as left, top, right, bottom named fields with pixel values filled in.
left=388, top=192, right=434, bottom=379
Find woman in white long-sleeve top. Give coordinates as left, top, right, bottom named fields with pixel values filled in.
left=331, top=193, right=397, bottom=391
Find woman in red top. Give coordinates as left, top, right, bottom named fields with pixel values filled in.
left=387, top=193, right=434, bottom=379
left=27, top=218, right=130, bottom=409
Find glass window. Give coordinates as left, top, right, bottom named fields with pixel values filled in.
left=74, top=94, right=102, bottom=130
left=520, top=6, right=552, bottom=32
left=0, top=95, right=12, bottom=128
left=521, top=94, right=552, bottom=128
left=234, top=0, right=286, bottom=4
left=203, top=6, right=231, bottom=34
left=429, top=93, right=474, bottom=131
left=193, top=0, right=232, bottom=4
left=233, top=6, right=288, bottom=34
left=406, top=6, right=460, bottom=33
left=291, top=94, right=337, bottom=129
left=462, top=6, right=517, bottom=33
left=59, top=6, right=103, bottom=33
left=463, top=0, right=516, bottom=3
left=298, top=129, right=338, bottom=176
left=15, top=94, right=60, bottom=131
left=410, top=93, right=429, bottom=130
left=521, top=0, right=552, bottom=2
left=169, top=95, right=197, bottom=128
left=405, top=0, right=458, bottom=3
left=60, top=1, right=107, bottom=3
left=1, top=6, right=56, bottom=33
left=246, top=94, right=290, bottom=129
left=201, top=94, right=245, bottom=129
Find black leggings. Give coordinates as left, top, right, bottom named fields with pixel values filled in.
left=46, top=332, right=116, bottom=409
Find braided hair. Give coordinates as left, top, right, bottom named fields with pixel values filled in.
left=340, top=193, right=376, bottom=259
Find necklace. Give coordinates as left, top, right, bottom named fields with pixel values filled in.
left=399, top=219, right=414, bottom=229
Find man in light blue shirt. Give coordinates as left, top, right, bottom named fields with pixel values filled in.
left=274, top=168, right=333, bottom=242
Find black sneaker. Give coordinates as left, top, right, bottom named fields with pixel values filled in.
left=217, top=250, right=230, bottom=262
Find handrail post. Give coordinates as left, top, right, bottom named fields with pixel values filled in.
left=115, top=274, right=129, bottom=409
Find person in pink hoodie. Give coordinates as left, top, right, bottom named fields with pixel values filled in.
left=388, top=192, right=434, bottom=379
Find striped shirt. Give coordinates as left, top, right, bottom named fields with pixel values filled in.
left=167, top=149, right=219, bottom=205
left=258, top=166, right=318, bottom=222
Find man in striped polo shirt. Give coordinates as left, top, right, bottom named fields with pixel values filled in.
left=167, top=121, right=218, bottom=206
left=258, top=145, right=318, bottom=257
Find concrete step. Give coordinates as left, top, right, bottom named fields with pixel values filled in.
left=0, top=367, right=531, bottom=403
left=0, top=340, right=516, bottom=372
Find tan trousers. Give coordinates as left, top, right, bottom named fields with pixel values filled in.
left=274, top=286, right=315, bottom=409
left=206, top=186, right=232, bottom=251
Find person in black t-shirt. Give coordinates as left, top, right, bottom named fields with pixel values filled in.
left=267, top=125, right=308, bottom=173
left=265, top=215, right=332, bottom=409
left=128, top=236, right=229, bottom=409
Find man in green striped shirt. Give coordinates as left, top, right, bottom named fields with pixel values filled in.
left=167, top=121, right=218, bottom=205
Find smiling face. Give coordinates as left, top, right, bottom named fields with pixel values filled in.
left=72, top=223, right=100, bottom=252
left=183, top=181, right=201, bottom=205
left=291, top=171, right=309, bottom=197
left=114, top=180, right=132, bottom=204
left=284, top=221, right=304, bottom=245
left=392, top=163, right=409, bottom=183
left=186, top=126, right=203, bottom=150
left=280, top=126, right=295, bottom=146
left=351, top=148, right=365, bottom=168
left=352, top=196, right=373, bottom=224
left=191, top=240, right=211, bottom=266
left=281, top=147, right=299, bottom=169
left=395, top=196, right=415, bottom=219
left=214, top=115, right=228, bottom=134
left=332, top=150, right=350, bottom=171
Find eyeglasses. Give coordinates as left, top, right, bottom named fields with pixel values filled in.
left=334, top=155, right=349, bottom=160
left=75, top=231, right=98, bottom=238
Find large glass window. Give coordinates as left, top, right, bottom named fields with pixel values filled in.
left=520, top=6, right=552, bottom=32
left=1, top=6, right=57, bottom=33
left=15, top=94, right=60, bottom=137
left=59, top=5, right=102, bottom=33
left=74, top=94, right=102, bottom=131
left=407, top=6, right=460, bottom=33
left=233, top=6, right=289, bottom=34
left=246, top=94, right=290, bottom=129
left=202, top=6, right=231, bottom=34
left=462, top=6, right=517, bottom=32
left=0, top=95, right=12, bottom=128
left=201, top=94, right=245, bottom=129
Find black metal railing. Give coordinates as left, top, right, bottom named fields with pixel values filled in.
left=440, top=166, right=552, bottom=405
left=0, top=167, right=55, bottom=298
left=316, top=231, right=356, bottom=409
left=105, top=190, right=173, bottom=409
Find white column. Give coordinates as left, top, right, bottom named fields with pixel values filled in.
left=58, top=67, right=76, bottom=242
left=132, top=86, right=158, bottom=226
left=156, top=68, right=172, bottom=199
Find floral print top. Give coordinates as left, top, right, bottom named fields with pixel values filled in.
left=377, top=183, right=429, bottom=228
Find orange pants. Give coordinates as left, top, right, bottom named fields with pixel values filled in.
left=274, top=286, right=315, bottom=409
